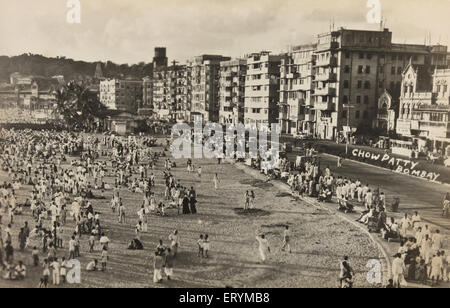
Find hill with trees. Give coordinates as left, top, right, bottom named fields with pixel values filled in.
left=0, top=54, right=153, bottom=82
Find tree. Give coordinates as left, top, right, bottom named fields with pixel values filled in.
left=55, top=81, right=107, bottom=131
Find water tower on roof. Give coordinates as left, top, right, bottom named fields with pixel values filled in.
left=153, top=47, right=168, bottom=69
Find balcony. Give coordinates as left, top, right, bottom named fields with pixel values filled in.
left=304, top=99, right=314, bottom=107
left=279, top=84, right=292, bottom=91
left=304, top=113, right=315, bottom=122
left=314, top=101, right=334, bottom=110
left=315, top=72, right=337, bottom=82
left=314, top=57, right=338, bottom=67
left=313, top=86, right=336, bottom=96
left=317, top=41, right=340, bottom=51
left=286, top=72, right=299, bottom=79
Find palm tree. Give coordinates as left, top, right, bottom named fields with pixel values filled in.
left=55, top=81, right=107, bottom=131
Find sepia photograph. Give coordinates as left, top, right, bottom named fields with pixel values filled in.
left=0, top=0, right=449, bottom=294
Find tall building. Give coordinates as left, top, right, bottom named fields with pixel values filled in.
left=281, top=28, right=448, bottom=140
left=152, top=63, right=188, bottom=121
left=188, top=55, right=231, bottom=122
left=396, top=64, right=450, bottom=152
left=244, top=51, right=283, bottom=127
left=279, top=44, right=316, bottom=134
left=175, top=65, right=191, bottom=122
left=99, top=78, right=143, bottom=113
left=219, top=58, right=247, bottom=124
left=153, top=47, right=168, bottom=70
left=142, top=76, right=153, bottom=110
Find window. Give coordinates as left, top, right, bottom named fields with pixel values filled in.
left=356, top=96, right=361, bottom=104
left=344, top=65, right=350, bottom=73
left=359, top=53, right=364, bottom=59
left=342, top=110, right=348, bottom=118
left=358, top=66, right=364, bottom=74
left=367, top=53, right=372, bottom=60
left=363, top=110, right=369, bottom=119
left=366, top=66, right=371, bottom=74
left=345, top=52, right=350, bottom=59
left=343, top=95, right=349, bottom=104
left=344, top=80, right=349, bottom=89
left=391, top=67, right=396, bottom=75
left=437, top=85, right=441, bottom=92
left=380, top=66, right=384, bottom=74
left=397, top=67, right=402, bottom=75
left=364, top=96, right=369, bottom=104
left=392, top=54, right=397, bottom=61
left=364, top=81, right=371, bottom=89
left=357, top=81, right=362, bottom=89
left=398, top=55, right=403, bottom=61
left=355, top=110, right=360, bottom=119
left=444, top=85, right=448, bottom=93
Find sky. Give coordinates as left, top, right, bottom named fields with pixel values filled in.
left=0, top=0, right=449, bottom=65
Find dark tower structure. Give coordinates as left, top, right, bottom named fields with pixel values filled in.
left=153, top=47, right=168, bottom=69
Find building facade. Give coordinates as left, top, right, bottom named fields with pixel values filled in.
left=279, top=44, right=316, bottom=135
left=188, top=55, right=231, bottom=123
left=99, top=79, right=143, bottom=113
left=142, top=76, right=153, bottom=110
left=219, top=58, right=247, bottom=125
left=280, top=28, right=448, bottom=140
left=0, top=74, right=61, bottom=110
left=397, top=65, right=450, bottom=152
left=244, top=51, right=283, bottom=127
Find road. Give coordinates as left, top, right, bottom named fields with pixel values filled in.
left=315, top=153, right=450, bottom=231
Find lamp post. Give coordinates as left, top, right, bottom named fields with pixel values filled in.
left=343, top=103, right=355, bottom=155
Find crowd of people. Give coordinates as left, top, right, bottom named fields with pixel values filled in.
left=281, top=148, right=449, bottom=287
left=0, top=128, right=204, bottom=287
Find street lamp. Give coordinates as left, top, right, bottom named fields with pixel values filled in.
left=343, top=103, right=355, bottom=155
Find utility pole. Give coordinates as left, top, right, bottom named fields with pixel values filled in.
left=343, top=102, right=355, bottom=155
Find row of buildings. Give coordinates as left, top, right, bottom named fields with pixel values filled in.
left=99, top=28, right=450, bottom=147
left=3, top=27, right=448, bottom=151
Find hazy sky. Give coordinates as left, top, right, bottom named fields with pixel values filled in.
left=1, top=0, right=449, bottom=65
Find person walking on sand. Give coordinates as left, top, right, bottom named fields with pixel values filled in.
left=153, top=251, right=164, bottom=283
left=213, top=173, right=220, bottom=190
left=197, top=166, right=202, bottom=179
left=256, top=233, right=270, bottom=263
left=244, top=191, right=250, bottom=211
left=281, top=226, right=292, bottom=253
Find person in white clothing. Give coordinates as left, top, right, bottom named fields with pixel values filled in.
left=392, top=253, right=406, bottom=288
left=256, top=233, right=270, bottom=263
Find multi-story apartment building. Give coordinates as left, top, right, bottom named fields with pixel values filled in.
left=244, top=51, right=284, bottom=127
left=175, top=65, right=191, bottom=123
left=397, top=64, right=450, bottom=152
left=99, top=78, right=143, bottom=113
left=152, top=64, right=189, bottom=121
left=279, top=44, right=316, bottom=135
left=219, top=58, right=247, bottom=124
left=188, top=55, right=231, bottom=123
left=281, top=28, right=448, bottom=140
left=0, top=73, right=62, bottom=109
left=142, top=76, right=153, bottom=110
